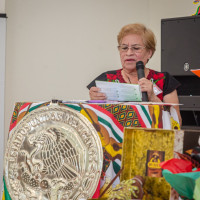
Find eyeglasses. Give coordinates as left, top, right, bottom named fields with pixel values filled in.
left=118, top=44, right=146, bottom=53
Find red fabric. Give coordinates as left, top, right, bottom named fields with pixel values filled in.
left=147, top=69, right=165, bottom=101
left=107, top=74, right=117, bottom=81
left=92, top=180, right=100, bottom=198
left=160, top=158, right=193, bottom=173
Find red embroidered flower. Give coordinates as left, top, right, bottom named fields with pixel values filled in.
left=107, top=74, right=117, bottom=80
left=152, top=72, right=165, bottom=82
left=152, top=72, right=165, bottom=89
left=107, top=74, right=118, bottom=82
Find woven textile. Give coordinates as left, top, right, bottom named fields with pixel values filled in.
left=2, top=102, right=180, bottom=199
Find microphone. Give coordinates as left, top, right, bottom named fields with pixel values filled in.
left=136, top=61, right=149, bottom=102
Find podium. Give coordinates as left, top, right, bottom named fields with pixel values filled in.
left=3, top=101, right=181, bottom=199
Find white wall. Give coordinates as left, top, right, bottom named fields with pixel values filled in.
left=0, top=16, right=6, bottom=198
left=4, top=0, right=149, bottom=142
left=0, top=0, right=5, bottom=13
left=4, top=0, right=197, bottom=145
left=0, top=0, right=6, bottom=195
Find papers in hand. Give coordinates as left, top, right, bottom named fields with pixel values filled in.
left=95, top=80, right=142, bottom=102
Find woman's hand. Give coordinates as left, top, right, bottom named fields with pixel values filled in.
left=138, top=79, right=182, bottom=125
left=138, top=78, right=160, bottom=102
left=89, top=86, right=106, bottom=100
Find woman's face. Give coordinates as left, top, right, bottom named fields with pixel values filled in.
left=119, top=34, right=152, bottom=72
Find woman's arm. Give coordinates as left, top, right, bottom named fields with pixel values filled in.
left=163, top=90, right=182, bottom=126
left=139, top=77, right=182, bottom=126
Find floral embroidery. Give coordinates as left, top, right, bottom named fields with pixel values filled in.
left=106, top=69, right=124, bottom=83
left=148, top=70, right=166, bottom=101
left=151, top=72, right=165, bottom=88
left=106, top=74, right=119, bottom=82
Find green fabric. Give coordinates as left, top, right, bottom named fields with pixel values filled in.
left=64, top=104, right=81, bottom=111
left=113, top=161, right=121, bottom=175
left=29, top=103, right=47, bottom=112
left=193, top=177, right=200, bottom=200
left=98, top=117, right=122, bottom=143
left=195, top=5, right=200, bottom=15
left=163, top=169, right=200, bottom=199
left=3, top=177, right=11, bottom=200
left=141, top=105, right=152, bottom=125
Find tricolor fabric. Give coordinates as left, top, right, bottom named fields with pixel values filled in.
left=2, top=102, right=180, bottom=199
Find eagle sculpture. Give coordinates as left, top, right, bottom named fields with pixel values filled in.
left=26, top=127, right=81, bottom=180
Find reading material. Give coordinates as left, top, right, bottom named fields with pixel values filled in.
left=95, top=81, right=142, bottom=102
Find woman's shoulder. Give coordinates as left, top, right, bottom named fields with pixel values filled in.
left=87, top=69, right=122, bottom=89
left=100, top=69, right=123, bottom=82
left=148, top=68, right=168, bottom=76
left=148, top=68, right=178, bottom=80
left=147, top=68, right=173, bottom=82
left=148, top=68, right=181, bottom=96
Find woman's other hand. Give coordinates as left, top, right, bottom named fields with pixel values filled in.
left=89, top=86, right=106, bottom=100
left=138, top=78, right=159, bottom=102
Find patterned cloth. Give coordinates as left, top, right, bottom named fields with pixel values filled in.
left=87, top=68, right=181, bottom=101
left=2, top=101, right=180, bottom=199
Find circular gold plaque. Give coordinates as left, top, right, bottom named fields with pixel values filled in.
left=4, top=103, right=103, bottom=200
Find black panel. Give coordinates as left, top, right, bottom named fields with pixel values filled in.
left=181, top=110, right=200, bottom=127
left=174, top=76, right=200, bottom=96
left=183, top=129, right=200, bottom=153
left=161, top=16, right=200, bottom=129
left=0, top=14, right=7, bottom=18
left=161, top=15, right=200, bottom=76
left=179, top=96, right=200, bottom=110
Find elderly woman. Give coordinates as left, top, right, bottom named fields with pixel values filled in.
left=87, top=23, right=182, bottom=124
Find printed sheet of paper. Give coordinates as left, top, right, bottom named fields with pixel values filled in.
left=95, top=80, right=142, bottom=102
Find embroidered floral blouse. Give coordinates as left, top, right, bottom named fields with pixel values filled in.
left=87, top=69, right=180, bottom=101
